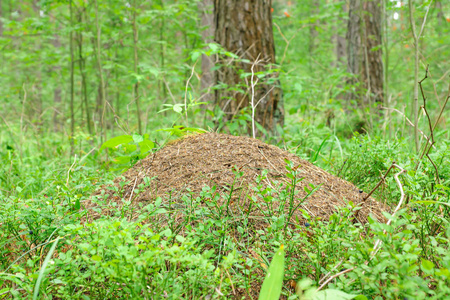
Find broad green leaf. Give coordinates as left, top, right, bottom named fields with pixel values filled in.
left=421, top=259, right=434, bottom=272
left=114, top=156, right=131, bottom=164
left=258, top=245, right=285, bottom=300
left=100, top=135, right=133, bottom=152
left=139, top=140, right=155, bottom=153
left=132, top=133, right=144, bottom=144
left=121, top=144, right=137, bottom=154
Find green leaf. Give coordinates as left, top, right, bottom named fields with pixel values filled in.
left=73, top=198, right=81, bottom=211
left=91, top=255, right=102, bottom=262
left=421, top=259, right=434, bottom=272
left=123, top=144, right=137, bottom=154
left=191, top=51, right=201, bottom=62
left=173, top=104, right=183, bottom=113
left=208, top=43, right=219, bottom=53
left=100, top=135, right=133, bottom=152
left=132, top=133, right=144, bottom=144
left=258, top=245, right=285, bottom=300
left=114, top=156, right=131, bottom=164
left=139, top=140, right=155, bottom=153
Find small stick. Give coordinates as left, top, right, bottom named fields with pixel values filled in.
left=363, top=161, right=396, bottom=201
left=128, top=177, right=139, bottom=203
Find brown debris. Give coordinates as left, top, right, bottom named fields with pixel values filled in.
left=87, top=133, right=386, bottom=225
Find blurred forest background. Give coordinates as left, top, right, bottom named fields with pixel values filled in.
left=1, top=0, right=448, bottom=155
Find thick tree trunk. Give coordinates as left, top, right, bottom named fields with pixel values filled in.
left=214, top=0, right=283, bottom=136
left=361, top=0, right=383, bottom=105
left=346, top=0, right=383, bottom=106
left=346, top=0, right=362, bottom=96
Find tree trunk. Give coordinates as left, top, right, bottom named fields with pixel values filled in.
left=214, top=0, right=283, bottom=136
left=361, top=0, right=383, bottom=105
left=346, top=0, right=362, bottom=99
left=199, top=0, right=215, bottom=103
left=346, top=0, right=383, bottom=106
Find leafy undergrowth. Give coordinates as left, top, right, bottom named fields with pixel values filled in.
left=1, top=128, right=450, bottom=299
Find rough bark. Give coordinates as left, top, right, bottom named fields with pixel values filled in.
left=361, top=0, right=383, bottom=104
left=346, top=0, right=362, bottom=93
left=346, top=0, right=383, bottom=105
left=198, top=0, right=215, bottom=103
left=214, top=0, right=283, bottom=136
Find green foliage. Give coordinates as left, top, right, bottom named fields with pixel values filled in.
left=100, top=133, right=155, bottom=169
left=259, top=245, right=285, bottom=300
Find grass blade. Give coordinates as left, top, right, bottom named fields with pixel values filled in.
left=258, top=244, right=285, bottom=300
left=33, top=237, right=60, bottom=300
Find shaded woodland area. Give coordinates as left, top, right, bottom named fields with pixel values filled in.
left=1, top=0, right=448, bottom=142
left=1, top=0, right=450, bottom=299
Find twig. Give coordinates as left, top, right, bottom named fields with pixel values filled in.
left=408, top=0, right=432, bottom=152
left=317, top=267, right=356, bottom=291
left=416, top=67, right=441, bottom=184
left=363, top=162, right=396, bottom=201
left=318, top=260, right=344, bottom=285
left=432, top=79, right=450, bottom=132
left=128, top=177, right=139, bottom=203
left=250, top=54, right=262, bottom=138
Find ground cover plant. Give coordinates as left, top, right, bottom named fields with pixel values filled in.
left=1, top=0, right=450, bottom=299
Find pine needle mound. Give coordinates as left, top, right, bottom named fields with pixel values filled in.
left=89, top=133, right=386, bottom=224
